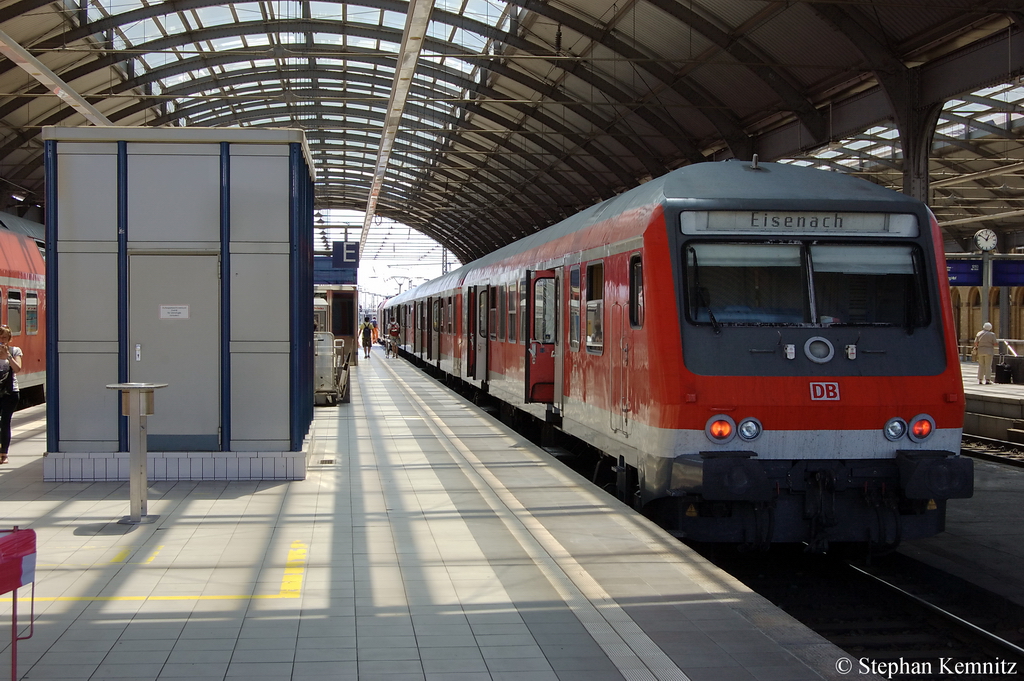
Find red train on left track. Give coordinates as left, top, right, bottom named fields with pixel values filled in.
left=0, top=216, right=46, bottom=403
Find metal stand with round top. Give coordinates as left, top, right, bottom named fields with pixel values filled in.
left=106, top=383, right=168, bottom=524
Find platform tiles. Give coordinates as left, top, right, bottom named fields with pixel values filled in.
left=0, top=349, right=858, bottom=681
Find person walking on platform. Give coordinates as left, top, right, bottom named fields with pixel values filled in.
left=974, top=322, right=999, bottom=384
left=0, top=325, right=22, bottom=464
left=359, top=316, right=374, bottom=360
left=386, top=319, right=401, bottom=358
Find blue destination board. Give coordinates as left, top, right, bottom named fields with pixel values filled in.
left=946, top=258, right=1024, bottom=286
left=946, top=259, right=982, bottom=286
left=993, top=259, right=1024, bottom=286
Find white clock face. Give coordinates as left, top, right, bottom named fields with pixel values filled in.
left=975, top=229, right=998, bottom=252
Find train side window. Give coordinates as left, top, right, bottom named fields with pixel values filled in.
left=585, top=263, right=603, bottom=353
left=26, top=292, right=38, bottom=335
left=488, top=288, right=498, bottom=340
left=498, top=285, right=506, bottom=341
left=479, top=289, right=488, bottom=339
left=432, top=299, right=440, bottom=332
left=629, top=255, right=644, bottom=329
left=7, top=291, right=21, bottom=335
left=447, top=296, right=453, bottom=334
left=520, top=277, right=528, bottom=343
left=569, top=266, right=581, bottom=351
left=535, top=278, right=556, bottom=342
left=508, top=283, right=517, bottom=343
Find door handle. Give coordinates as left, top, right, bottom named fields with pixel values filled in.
left=135, top=344, right=141, bottom=361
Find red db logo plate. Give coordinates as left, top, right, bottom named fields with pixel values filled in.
left=810, top=382, right=840, bottom=401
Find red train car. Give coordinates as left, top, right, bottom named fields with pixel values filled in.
left=0, top=219, right=45, bottom=402
left=383, top=160, right=971, bottom=550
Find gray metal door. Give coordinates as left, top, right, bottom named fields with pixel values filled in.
left=129, top=254, right=220, bottom=451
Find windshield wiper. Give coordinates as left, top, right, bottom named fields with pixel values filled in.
left=688, top=247, right=721, bottom=335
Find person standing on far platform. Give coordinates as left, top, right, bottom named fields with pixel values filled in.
left=974, top=322, right=999, bottom=385
left=0, top=325, right=22, bottom=464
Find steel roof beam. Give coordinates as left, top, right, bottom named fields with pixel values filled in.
left=360, top=0, right=434, bottom=249
left=0, top=28, right=112, bottom=126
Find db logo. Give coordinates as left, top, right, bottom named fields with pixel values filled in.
left=810, top=382, right=840, bottom=401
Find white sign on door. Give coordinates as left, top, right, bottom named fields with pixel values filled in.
left=159, top=305, right=190, bottom=320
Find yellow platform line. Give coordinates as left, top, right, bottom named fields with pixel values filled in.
left=26, top=540, right=308, bottom=603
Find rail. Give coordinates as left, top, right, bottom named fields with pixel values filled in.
left=959, top=338, right=1022, bottom=361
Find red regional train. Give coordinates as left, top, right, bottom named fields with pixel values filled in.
left=382, top=159, right=972, bottom=551
left=0, top=215, right=45, bottom=403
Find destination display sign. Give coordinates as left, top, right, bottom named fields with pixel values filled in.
left=681, top=211, right=919, bottom=237
left=946, top=259, right=982, bottom=286
left=993, top=259, right=1024, bottom=287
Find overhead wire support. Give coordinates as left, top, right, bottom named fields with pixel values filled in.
left=360, top=0, right=435, bottom=251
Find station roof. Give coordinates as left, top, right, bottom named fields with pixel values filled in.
left=0, top=1, right=1022, bottom=263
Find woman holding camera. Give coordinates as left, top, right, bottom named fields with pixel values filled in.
left=0, top=325, right=22, bottom=464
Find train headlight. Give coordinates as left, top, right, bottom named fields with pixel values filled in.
left=738, top=418, right=763, bottom=441
left=705, top=415, right=736, bottom=443
left=804, top=336, right=835, bottom=364
left=884, top=417, right=908, bottom=441
left=908, top=414, right=936, bottom=443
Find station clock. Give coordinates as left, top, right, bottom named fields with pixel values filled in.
left=974, top=228, right=998, bottom=252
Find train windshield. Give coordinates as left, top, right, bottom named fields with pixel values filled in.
left=686, top=242, right=929, bottom=328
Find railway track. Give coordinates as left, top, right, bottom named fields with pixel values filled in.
left=960, top=433, right=1024, bottom=468
left=466, top=388, right=1024, bottom=678
left=534, top=429, right=1024, bottom=679
left=692, top=546, right=1024, bottom=680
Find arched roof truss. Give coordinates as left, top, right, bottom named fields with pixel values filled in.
left=0, top=1, right=1022, bottom=261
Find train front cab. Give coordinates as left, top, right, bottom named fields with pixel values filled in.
left=656, top=203, right=972, bottom=550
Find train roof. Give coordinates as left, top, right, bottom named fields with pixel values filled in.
left=0, top=213, right=44, bottom=241
left=385, top=161, right=922, bottom=306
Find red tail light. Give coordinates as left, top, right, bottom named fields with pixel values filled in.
left=908, top=414, right=936, bottom=442
left=709, top=420, right=732, bottom=439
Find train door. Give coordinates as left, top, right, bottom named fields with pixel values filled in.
left=610, top=299, right=628, bottom=435
left=418, top=300, right=427, bottom=360
left=475, top=288, right=488, bottom=382
left=128, top=254, right=220, bottom=450
left=425, top=297, right=433, bottom=361
left=466, top=287, right=476, bottom=378
left=453, top=293, right=462, bottom=375
left=552, top=268, right=564, bottom=414
left=430, top=297, right=440, bottom=366
left=525, top=270, right=556, bottom=404
left=612, top=254, right=643, bottom=436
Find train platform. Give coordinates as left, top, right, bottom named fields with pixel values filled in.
left=883, top=359, right=1024, bottom=609
left=0, top=345, right=858, bottom=681
left=896, top=451, right=1024, bottom=609
left=960, top=359, right=1024, bottom=440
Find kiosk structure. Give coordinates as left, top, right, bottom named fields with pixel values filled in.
left=42, top=127, right=314, bottom=482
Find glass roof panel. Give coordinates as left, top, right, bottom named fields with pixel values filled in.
left=193, top=5, right=237, bottom=27
left=383, top=10, right=407, bottom=28
left=77, top=0, right=502, bottom=269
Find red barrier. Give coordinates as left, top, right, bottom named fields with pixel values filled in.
left=0, top=528, right=35, bottom=681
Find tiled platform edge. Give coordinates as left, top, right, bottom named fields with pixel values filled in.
left=41, top=449, right=307, bottom=481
